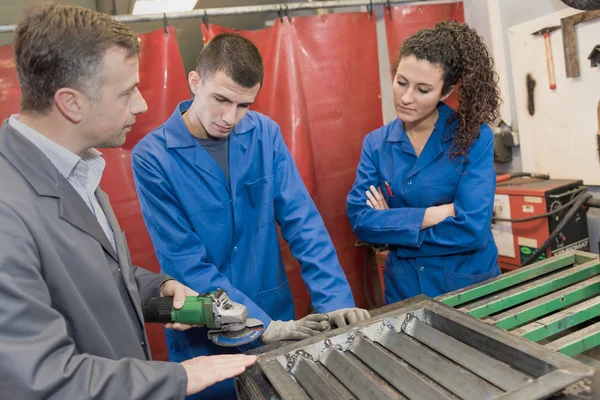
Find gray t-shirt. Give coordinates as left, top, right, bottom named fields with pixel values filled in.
left=195, top=135, right=230, bottom=183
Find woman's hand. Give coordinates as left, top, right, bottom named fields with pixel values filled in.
left=366, top=185, right=389, bottom=210
left=422, top=203, right=455, bottom=229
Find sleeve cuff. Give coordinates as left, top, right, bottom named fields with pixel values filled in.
left=406, top=207, right=427, bottom=247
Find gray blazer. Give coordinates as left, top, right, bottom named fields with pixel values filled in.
left=0, top=122, right=186, bottom=399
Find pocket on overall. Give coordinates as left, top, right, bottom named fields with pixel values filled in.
left=377, top=179, right=404, bottom=209
left=257, top=279, right=294, bottom=320
left=420, top=180, right=458, bottom=206
left=245, top=175, right=275, bottom=229
left=444, top=268, right=498, bottom=293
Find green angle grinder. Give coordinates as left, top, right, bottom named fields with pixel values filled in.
left=142, top=288, right=264, bottom=347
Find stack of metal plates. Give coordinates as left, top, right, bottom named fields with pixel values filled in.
left=236, top=296, right=594, bottom=399
left=438, top=251, right=600, bottom=358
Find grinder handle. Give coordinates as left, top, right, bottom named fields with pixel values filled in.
left=142, top=296, right=174, bottom=323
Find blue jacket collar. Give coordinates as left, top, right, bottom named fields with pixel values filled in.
left=165, top=100, right=256, bottom=149
left=387, top=102, right=455, bottom=144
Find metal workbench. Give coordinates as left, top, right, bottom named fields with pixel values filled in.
left=236, top=295, right=597, bottom=399
left=437, top=250, right=600, bottom=360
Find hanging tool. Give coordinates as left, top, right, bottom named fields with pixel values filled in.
left=589, top=45, right=600, bottom=67
left=142, top=289, right=264, bottom=347
left=561, top=10, right=600, bottom=78
left=561, top=0, right=600, bottom=10
left=532, top=26, right=560, bottom=90
left=526, top=73, right=537, bottom=115
left=597, top=99, right=600, bottom=165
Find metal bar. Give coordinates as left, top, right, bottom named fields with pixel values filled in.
left=422, top=308, right=554, bottom=377
left=234, top=364, right=280, bottom=400
left=377, top=328, right=504, bottom=399
left=321, top=347, right=403, bottom=400
left=438, top=252, right=579, bottom=307
left=0, top=0, right=437, bottom=34
left=292, top=357, right=355, bottom=399
left=316, top=363, right=359, bottom=398
left=575, top=250, right=597, bottom=264
left=459, top=259, right=600, bottom=318
left=424, top=303, right=595, bottom=377
left=495, top=368, right=594, bottom=400
left=258, top=358, right=310, bottom=400
left=485, top=276, right=600, bottom=330
left=347, top=352, right=409, bottom=399
left=546, top=320, right=600, bottom=357
left=351, top=336, right=456, bottom=400
left=402, top=316, right=532, bottom=391
left=511, top=292, right=600, bottom=342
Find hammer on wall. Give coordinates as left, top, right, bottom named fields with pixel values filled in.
left=532, top=26, right=560, bottom=90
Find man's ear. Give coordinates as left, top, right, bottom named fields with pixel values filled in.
left=188, top=70, right=201, bottom=94
left=441, top=86, right=455, bottom=101
left=53, top=88, right=86, bottom=123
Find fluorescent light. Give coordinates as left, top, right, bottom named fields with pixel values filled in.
left=132, top=0, right=198, bottom=15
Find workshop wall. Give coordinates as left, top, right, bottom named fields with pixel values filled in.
left=507, top=7, right=600, bottom=252
left=509, top=8, right=599, bottom=184
left=465, top=0, right=569, bottom=174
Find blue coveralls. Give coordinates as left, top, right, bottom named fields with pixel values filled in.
left=347, top=103, right=500, bottom=304
left=132, top=100, right=356, bottom=399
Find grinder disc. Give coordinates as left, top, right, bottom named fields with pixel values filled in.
left=207, top=318, right=264, bottom=347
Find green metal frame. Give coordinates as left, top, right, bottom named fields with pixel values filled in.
left=437, top=251, right=600, bottom=358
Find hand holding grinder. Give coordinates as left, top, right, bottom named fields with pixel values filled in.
left=142, top=289, right=264, bottom=347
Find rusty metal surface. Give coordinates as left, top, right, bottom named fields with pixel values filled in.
left=237, top=296, right=595, bottom=399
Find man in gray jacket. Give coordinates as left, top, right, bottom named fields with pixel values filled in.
left=0, top=4, right=255, bottom=399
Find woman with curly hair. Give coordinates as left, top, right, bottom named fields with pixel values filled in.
left=347, top=21, right=501, bottom=303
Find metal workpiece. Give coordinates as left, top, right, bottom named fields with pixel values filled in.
left=483, top=276, right=600, bottom=330
left=545, top=321, right=600, bottom=357
left=512, top=292, right=600, bottom=342
left=292, top=357, right=355, bottom=399
left=439, top=250, right=600, bottom=358
left=237, top=296, right=595, bottom=399
left=320, top=347, right=404, bottom=400
left=458, top=258, right=600, bottom=318
left=401, top=316, right=533, bottom=390
left=437, top=251, right=597, bottom=308
left=257, top=358, right=310, bottom=400
left=378, top=327, right=504, bottom=399
left=350, top=336, right=457, bottom=400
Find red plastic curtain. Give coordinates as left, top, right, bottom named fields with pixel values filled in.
left=0, top=29, right=189, bottom=361
left=100, top=27, right=189, bottom=361
left=0, top=44, right=21, bottom=121
left=203, top=13, right=383, bottom=314
left=384, top=2, right=465, bottom=109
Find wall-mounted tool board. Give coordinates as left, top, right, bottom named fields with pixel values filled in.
left=509, top=8, right=600, bottom=184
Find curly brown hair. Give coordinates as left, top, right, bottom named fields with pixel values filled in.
left=395, top=21, right=500, bottom=162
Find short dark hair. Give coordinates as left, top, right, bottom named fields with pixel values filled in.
left=14, top=4, right=140, bottom=114
left=196, top=33, right=264, bottom=88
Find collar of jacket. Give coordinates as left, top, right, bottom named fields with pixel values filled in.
left=0, top=121, right=62, bottom=198
left=164, top=100, right=257, bottom=149
left=0, top=121, right=120, bottom=261
left=386, top=102, right=455, bottom=144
